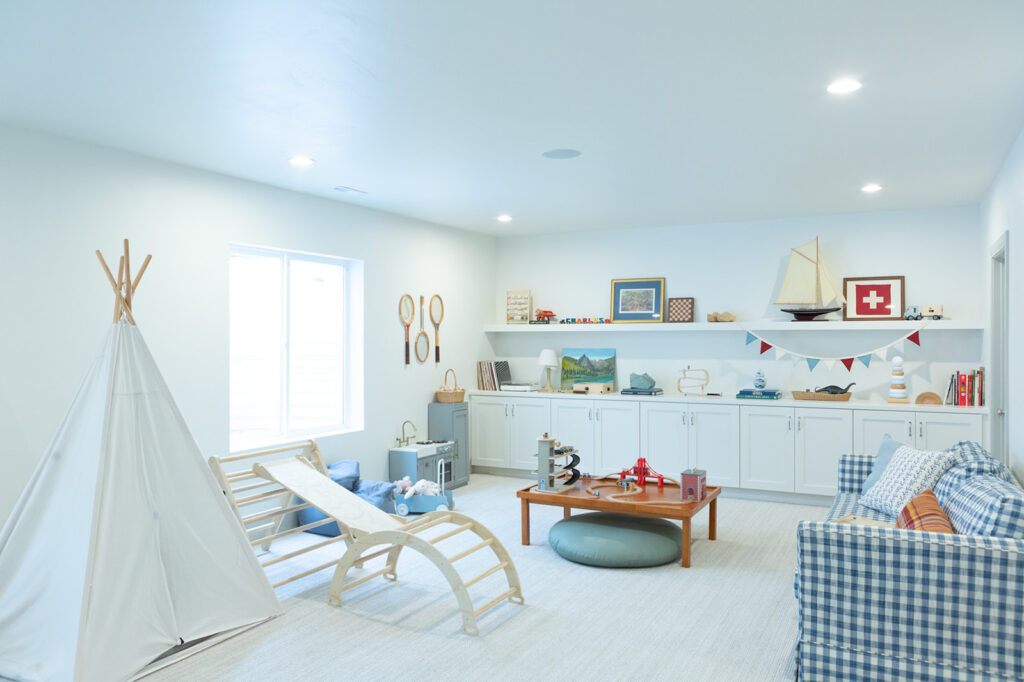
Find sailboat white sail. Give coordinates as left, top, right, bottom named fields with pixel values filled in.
left=774, top=237, right=845, bottom=320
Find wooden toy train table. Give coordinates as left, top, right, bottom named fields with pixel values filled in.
left=516, top=478, right=719, bottom=567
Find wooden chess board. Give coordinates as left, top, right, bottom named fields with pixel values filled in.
left=667, top=297, right=694, bottom=322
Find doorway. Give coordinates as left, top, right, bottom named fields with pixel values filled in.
left=990, top=232, right=1009, bottom=464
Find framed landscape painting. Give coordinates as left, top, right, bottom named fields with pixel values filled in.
left=560, top=348, right=616, bottom=390
left=842, top=276, right=905, bottom=321
left=610, top=278, right=665, bottom=323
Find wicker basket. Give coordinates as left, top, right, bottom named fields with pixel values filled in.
left=435, top=368, right=466, bottom=403
left=792, top=390, right=852, bottom=402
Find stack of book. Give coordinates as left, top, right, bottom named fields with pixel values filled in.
left=944, top=369, right=985, bottom=406
left=477, top=361, right=498, bottom=390
left=621, top=387, right=664, bottom=396
left=736, top=389, right=782, bottom=400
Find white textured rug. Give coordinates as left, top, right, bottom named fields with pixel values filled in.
left=148, top=475, right=825, bottom=681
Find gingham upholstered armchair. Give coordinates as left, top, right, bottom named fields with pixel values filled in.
left=795, top=445, right=1024, bottom=680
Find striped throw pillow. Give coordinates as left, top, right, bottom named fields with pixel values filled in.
left=897, top=489, right=954, bottom=534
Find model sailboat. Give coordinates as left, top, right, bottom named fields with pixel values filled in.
left=774, top=237, right=845, bottom=321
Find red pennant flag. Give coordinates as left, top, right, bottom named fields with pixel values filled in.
left=907, top=331, right=921, bottom=346
left=841, top=358, right=855, bottom=371
left=760, top=341, right=772, bottom=354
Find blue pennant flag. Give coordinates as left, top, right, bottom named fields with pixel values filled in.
left=857, top=355, right=872, bottom=368
left=806, top=358, right=820, bottom=372
left=745, top=332, right=757, bottom=345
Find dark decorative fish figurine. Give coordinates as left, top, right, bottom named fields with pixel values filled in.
left=815, top=382, right=855, bottom=394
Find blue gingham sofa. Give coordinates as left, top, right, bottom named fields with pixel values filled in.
left=795, top=441, right=1024, bottom=681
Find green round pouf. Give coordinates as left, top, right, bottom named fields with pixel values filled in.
left=547, top=512, right=682, bottom=567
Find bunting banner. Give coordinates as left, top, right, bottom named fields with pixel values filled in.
left=739, top=321, right=929, bottom=372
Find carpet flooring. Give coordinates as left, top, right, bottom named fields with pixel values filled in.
left=147, top=474, right=826, bottom=682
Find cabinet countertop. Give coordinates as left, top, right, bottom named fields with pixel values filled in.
left=467, top=390, right=989, bottom=415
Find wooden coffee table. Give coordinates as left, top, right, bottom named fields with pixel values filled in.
left=516, top=478, right=719, bottom=567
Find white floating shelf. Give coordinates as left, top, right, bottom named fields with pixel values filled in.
left=483, top=320, right=984, bottom=333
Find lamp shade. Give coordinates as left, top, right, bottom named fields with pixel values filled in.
left=537, top=349, right=558, bottom=368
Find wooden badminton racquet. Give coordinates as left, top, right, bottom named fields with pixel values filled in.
left=399, top=294, right=414, bottom=365
left=429, top=294, right=444, bottom=363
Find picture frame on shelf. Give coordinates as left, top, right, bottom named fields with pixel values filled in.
left=610, top=278, right=665, bottom=323
left=842, top=276, right=905, bottom=321
left=666, top=297, right=695, bottom=323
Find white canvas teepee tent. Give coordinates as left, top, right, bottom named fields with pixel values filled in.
left=0, top=242, right=280, bottom=681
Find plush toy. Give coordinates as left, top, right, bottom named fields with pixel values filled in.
left=405, top=478, right=442, bottom=499
left=392, top=476, right=414, bottom=497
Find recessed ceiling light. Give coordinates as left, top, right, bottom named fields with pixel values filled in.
left=541, top=149, right=581, bottom=159
left=827, top=78, right=862, bottom=95
left=861, top=183, right=883, bottom=193
left=289, top=155, right=316, bottom=167
left=496, top=214, right=513, bottom=223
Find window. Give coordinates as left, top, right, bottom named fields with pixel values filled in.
left=229, top=244, right=363, bottom=451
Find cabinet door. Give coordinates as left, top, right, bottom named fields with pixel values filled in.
left=594, top=402, right=640, bottom=475
left=916, top=413, right=984, bottom=451
left=469, top=397, right=509, bottom=468
left=452, top=406, right=470, bottom=486
left=551, top=399, right=597, bottom=475
left=853, top=410, right=914, bottom=456
left=509, top=399, right=552, bottom=470
left=639, top=402, right=688, bottom=476
left=740, top=406, right=795, bottom=492
left=690, top=404, right=740, bottom=488
left=795, top=408, right=852, bottom=496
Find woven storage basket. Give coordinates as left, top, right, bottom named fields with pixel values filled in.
left=792, top=390, right=852, bottom=402
left=435, top=368, right=466, bottom=403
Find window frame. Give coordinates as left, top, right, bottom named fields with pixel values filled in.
left=229, top=243, right=364, bottom=452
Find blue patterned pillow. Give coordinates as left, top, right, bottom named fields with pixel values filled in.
left=943, top=476, right=1024, bottom=538
left=935, top=442, right=1012, bottom=509
left=859, top=444, right=958, bottom=517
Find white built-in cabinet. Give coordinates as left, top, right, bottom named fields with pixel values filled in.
left=795, top=408, right=853, bottom=496
left=853, top=410, right=984, bottom=456
left=551, top=398, right=639, bottom=475
left=640, top=403, right=740, bottom=487
left=470, top=394, right=986, bottom=497
left=740, top=406, right=853, bottom=495
left=468, top=395, right=550, bottom=470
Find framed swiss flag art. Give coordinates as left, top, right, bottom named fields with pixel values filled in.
left=842, top=276, right=905, bottom=321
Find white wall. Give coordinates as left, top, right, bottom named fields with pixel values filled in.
left=491, top=207, right=985, bottom=402
left=0, top=124, right=496, bottom=525
left=982, top=125, right=1024, bottom=477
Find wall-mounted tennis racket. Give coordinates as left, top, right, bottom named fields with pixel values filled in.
left=429, top=294, right=444, bottom=363
left=415, top=295, right=430, bottom=363
left=399, top=294, right=414, bottom=364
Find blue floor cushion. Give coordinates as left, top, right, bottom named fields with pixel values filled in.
left=548, top=512, right=682, bottom=567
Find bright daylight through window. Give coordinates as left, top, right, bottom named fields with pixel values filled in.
left=229, top=244, right=363, bottom=451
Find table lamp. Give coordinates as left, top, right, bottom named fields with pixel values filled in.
left=537, top=349, right=558, bottom=392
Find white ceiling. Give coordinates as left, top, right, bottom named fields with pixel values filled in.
left=2, top=1, right=1024, bottom=235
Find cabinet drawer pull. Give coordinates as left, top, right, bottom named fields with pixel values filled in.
left=907, top=420, right=913, bottom=438
left=588, top=408, right=593, bottom=421
left=919, top=422, right=923, bottom=439
left=797, top=416, right=802, bottom=431
left=690, top=412, right=695, bottom=427
left=787, top=416, right=792, bottom=431
left=512, top=404, right=516, bottom=417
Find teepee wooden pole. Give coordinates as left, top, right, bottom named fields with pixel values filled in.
left=96, top=250, right=137, bottom=325
left=114, top=256, right=125, bottom=323
left=132, top=254, right=152, bottom=294
left=123, top=239, right=132, bottom=312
